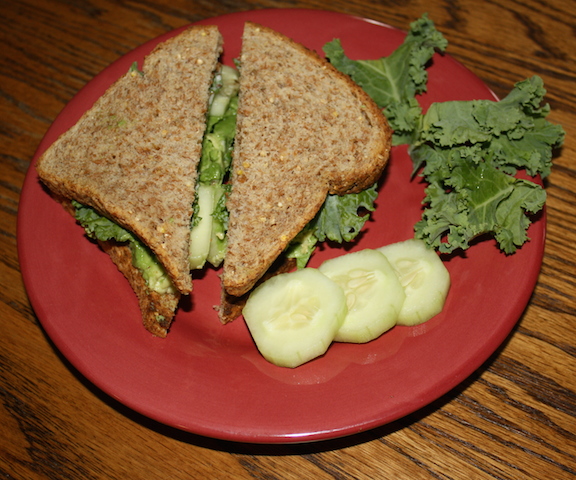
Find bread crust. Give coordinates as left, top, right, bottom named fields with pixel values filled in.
left=98, top=240, right=180, bottom=337
left=222, top=22, right=392, bottom=298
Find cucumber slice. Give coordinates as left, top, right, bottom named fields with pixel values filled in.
left=209, top=65, right=239, bottom=117
left=319, top=249, right=405, bottom=343
left=378, top=239, right=450, bottom=326
left=243, top=268, right=347, bottom=368
left=206, top=184, right=228, bottom=268
left=188, top=184, right=215, bottom=270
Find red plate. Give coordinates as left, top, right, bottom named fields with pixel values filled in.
left=17, top=9, right=544, bottom=443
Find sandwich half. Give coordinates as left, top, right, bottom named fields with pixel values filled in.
left=36, top=25, right=223, bottom=336
left=218, top=22, right=392, bottom=321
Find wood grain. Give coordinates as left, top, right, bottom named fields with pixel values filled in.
left=1, top=0, right=575, bottom=479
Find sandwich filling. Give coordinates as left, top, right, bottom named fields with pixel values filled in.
left=190, top=64, right=382, bottom=273
left=188, top=65, right=239, bottom=270
left=73, top=200, right=175, bottom=294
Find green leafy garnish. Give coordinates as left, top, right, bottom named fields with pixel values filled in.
left=413, top=159, right=547, bottom=254
left=324, top=13, right=447, bottom=145
left=325, top=14, right=564, bottom=255
left=411, top=76, right=564, bottom=253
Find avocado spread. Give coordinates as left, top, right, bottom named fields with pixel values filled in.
left=72, top=201, right=175, bottom=295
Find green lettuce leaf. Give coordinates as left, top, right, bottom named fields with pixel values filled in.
left=323, top=13, right=447, bottom=145
left=73, top=200, right=135, bottom=243
left=313, top=184, right=379, bottom=243
left=284, top=226, right=319, bottom=269
left=286, top=184, right=379, bottom=267
left=411, top=76, right=564, bottom=253
left=72, top=201, right=174, bottom=293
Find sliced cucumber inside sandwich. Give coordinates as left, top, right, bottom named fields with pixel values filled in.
left=188, top=65, right=239, bottom=270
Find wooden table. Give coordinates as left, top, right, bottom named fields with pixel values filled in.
left=1, top=0, right=574, bottom=478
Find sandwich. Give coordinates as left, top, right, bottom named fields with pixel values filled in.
left=36, top=22, right=392, bottom=335
left=35, top=25, right=223, bottom=337
left=217, top=22, right=392, bottom=322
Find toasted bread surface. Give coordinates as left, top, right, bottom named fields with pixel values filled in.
left=36, top=25, right=223, bottom=294
left=222, top=22, right=392, bottom=297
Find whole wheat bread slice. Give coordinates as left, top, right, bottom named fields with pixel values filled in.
left=36, top=25, right=223, bottom=295
left=221, top=22, right=392, bottom=299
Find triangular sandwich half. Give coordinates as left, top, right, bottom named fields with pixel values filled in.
left=219, top=22, right=392, bottom=319
left=36, top=25, right=223, bottom=336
